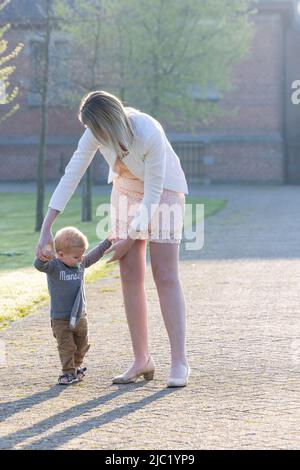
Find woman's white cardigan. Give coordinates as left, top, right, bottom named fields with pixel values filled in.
left=48, top=108, right=189, bottom=233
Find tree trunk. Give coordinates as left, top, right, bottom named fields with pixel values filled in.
left=80, top=8, right=102, bottom=223
left=81, top=166, right=92, bottom=221
left=35, top=99, right=49, bottom=231
left=35, top=0, right=51, bottom=232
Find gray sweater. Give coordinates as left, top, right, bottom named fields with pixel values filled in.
left=33, top=238, right=112, bottom=326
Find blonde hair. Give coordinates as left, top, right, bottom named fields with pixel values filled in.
left=78, top=90, right=136, bottom=158
left=54, top=226, right=89, bottom=254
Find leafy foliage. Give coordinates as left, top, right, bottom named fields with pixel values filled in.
left=0, top=0, right=23, bottom=125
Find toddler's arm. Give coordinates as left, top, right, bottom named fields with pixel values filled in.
left=33, top=257, right=56, bottom=274
left=82, top=238, right=112, bottom=269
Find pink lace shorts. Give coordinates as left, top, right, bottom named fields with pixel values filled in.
left=110, top=175, right=185, bottom=244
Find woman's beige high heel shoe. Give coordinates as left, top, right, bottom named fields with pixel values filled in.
left=112, top=356, right=155, bottom=384
left=167, top=364, right=190, bottom=388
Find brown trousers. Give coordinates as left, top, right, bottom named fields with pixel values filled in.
left=51, top=316, right=90, bottom=374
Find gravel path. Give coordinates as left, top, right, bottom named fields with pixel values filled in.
left=1, top=184, right=300, bottom=450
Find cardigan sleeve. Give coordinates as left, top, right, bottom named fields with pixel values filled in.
left=128, top=126, right=167, bottom=235
left=48, top=128, right=100, bottom=213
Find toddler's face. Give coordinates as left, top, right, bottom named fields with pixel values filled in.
left=57, top=246, right=86, bottom=267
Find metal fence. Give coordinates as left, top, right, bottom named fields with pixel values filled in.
left=170, top=140, right=205, bottom=182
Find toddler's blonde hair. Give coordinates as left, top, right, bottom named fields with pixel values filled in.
left=54, top=226, right=89, bottom=254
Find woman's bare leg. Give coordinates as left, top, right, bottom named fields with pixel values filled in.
left=149, top=242, right=188, bottom=378
left=118, top=239, right=149, bottom=373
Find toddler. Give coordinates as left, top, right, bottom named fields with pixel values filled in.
left=34, top=226, right=112, bottom=385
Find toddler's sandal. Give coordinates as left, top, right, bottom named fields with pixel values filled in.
left=76, top=367, right=87, bottom=381
left=58, top=373, right=78, bottom=385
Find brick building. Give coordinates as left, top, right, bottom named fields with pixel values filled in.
left=0, top=0, right=300, bottom=185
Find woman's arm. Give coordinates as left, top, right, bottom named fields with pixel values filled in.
left=35, top=128, right=100, bottom=260
left=48, top=127, right=100, bottom=213
left=35, top=207, right=60, bottom=260
left=128, top=126, right=167, bottom=238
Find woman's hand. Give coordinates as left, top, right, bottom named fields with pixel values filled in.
left=104, top=238, right=135, bottom=264
left=35, top=231, right=55, bottom=262
left=35, top=208, right=60, bottom=261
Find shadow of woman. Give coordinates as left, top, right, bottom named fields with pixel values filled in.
left=1, top=383, right=177, bottom=450
left=0, top=385, right=66, bottom=422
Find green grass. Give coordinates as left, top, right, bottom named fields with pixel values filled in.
left=0, top=192, right=112, bottom=271
left=0, top=191, right=226, bottom=329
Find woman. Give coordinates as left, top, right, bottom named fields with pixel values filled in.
left=35, top=90, right=190, bottom=387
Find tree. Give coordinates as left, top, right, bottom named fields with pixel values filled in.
left=0, top=0, right=23, bottom=125
left=57, top=0, right=257, bottom=132
left=34, top=0, right=54, bottom=232
left=18, top=0, right=69, bottom=232
left=123, top=0, right=257, bottom=129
